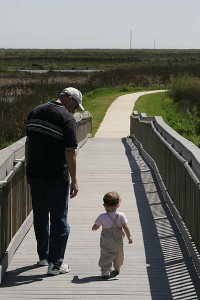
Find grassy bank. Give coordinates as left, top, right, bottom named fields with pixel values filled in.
left=84, top=89, right=124, bottom=135
left=0, top=86, right=155, bottom=149
left=84, top=86, right=155, bottom=135
left=134, top=92, right=200, bottom=147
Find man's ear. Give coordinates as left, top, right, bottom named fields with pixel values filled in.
left=67, top=95, right=73, bottom=103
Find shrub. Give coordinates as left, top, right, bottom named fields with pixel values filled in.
left=168, top=74, right=200, bottom=111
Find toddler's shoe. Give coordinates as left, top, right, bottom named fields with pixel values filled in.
left=114, top=268, right=120, bottom=274
left=47, top=263, right=70, bottom=276
left=101, top=271, right=110, bottom=279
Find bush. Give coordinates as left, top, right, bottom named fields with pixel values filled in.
left=167, top=76, right=200, bottom=147
left=168, top=73, right=200, bottom=111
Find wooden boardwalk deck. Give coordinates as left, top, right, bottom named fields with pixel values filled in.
left=1, top=92, right=200, bottom=299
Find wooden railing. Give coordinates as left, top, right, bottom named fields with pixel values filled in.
left=0, top=111, right=92, bottom=281
left=130, top=112, right=200, bottom=273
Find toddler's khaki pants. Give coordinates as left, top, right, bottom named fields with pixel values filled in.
left=99, top=227, right=124, bottom=274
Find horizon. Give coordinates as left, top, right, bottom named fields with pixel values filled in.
left=1, top=48, right=200, bottom=51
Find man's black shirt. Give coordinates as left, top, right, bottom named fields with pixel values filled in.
left=26, top=101, right=77, bottom=182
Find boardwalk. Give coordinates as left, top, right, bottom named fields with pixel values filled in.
left=1, top=91, right=200, bottom=299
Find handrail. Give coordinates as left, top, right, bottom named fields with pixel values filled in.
left=0, top=157, right=25, bottom=188
left=130, top=111, right=200, bottom=273
left=131, top=111, right=200, bottom=181
left=151, top=119, right=200, bottom=186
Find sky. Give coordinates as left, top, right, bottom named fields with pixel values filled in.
left=1, top=0, right=200, bottom=49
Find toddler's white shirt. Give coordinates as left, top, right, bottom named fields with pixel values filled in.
left=95, top=211, right=128, bottom=229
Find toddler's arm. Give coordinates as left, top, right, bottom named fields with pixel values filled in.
left=122, top=223, right=133, bottom=244
left=92, top=224, right=100, bottom=230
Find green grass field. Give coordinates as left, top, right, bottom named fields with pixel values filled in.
left=84, top=92, right=124, bottom=135
left=134, top=92, right=172, bottom=121
left=134, top=91, right=200, bottom=147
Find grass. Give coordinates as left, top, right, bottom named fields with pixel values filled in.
left=134, top=92, right=171, bottom=121
left=84, top=92, right=124, bottom=135
left=134, top=92, right=200, bottom=147
left=83, top=87, right=156, bottom=135
left=2, top=49, right=200, bottom=78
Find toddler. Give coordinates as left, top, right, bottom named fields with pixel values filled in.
left=92, top=191, right=132, bottom=279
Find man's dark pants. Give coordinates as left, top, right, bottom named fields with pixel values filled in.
left=30, top=179, right=70, bottom=266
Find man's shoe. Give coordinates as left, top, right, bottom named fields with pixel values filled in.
left=37, top=259, right=48, bottom=266
left=47, top=263, right=70, bottom=276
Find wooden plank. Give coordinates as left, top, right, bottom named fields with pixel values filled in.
left=1, top=137, right=200, bottom=299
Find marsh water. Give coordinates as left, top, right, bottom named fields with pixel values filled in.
left=18, top=69, right=100, bottom=73
left=0, top=96, right=16, bottom=103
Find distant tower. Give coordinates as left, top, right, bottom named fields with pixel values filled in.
left=130, top=29, right=132, bottom=51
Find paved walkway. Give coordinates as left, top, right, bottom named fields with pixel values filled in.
left=95, top=90, right=165, bottom=138
left=0, top=91, right=200, bottom=299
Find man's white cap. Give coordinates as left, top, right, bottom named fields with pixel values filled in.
left=60, top=87, right=84, bottom=111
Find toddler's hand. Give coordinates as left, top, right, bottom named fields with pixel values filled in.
left=128, top=237, right=133, bottom=244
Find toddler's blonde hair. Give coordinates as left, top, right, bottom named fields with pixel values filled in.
left=103, top=191, right=121, bottom=207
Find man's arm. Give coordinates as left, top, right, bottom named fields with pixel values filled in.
left=65, top=148, right=78, bottom=198
left=25, top=137, right=29, bottom=164
left=24, top=137, right=30, bottom=183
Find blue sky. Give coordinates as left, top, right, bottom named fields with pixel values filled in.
left=1, top=0, right=200, bottom=49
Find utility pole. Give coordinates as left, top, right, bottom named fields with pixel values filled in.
left=154, top=38, right=156, bottom=50
left=130, top=29, right=132, bottom=51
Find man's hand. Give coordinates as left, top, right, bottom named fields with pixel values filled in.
left=65, top=148, right=78, bottom=198
left=70, top=181, right=78, bottom=198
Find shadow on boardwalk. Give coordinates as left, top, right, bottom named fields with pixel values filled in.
left=122, top=137, right=200, bottom=300
left=1, top=136, right=200, bottom=300
left=0, top=264, right=46, bottom=287
left=72, top=270, right=119, bottom=284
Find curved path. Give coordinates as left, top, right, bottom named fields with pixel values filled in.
left=95, top=90, right=165, bottom=138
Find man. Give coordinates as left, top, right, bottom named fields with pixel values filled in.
left=25, top=87, right=84, bottom=276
